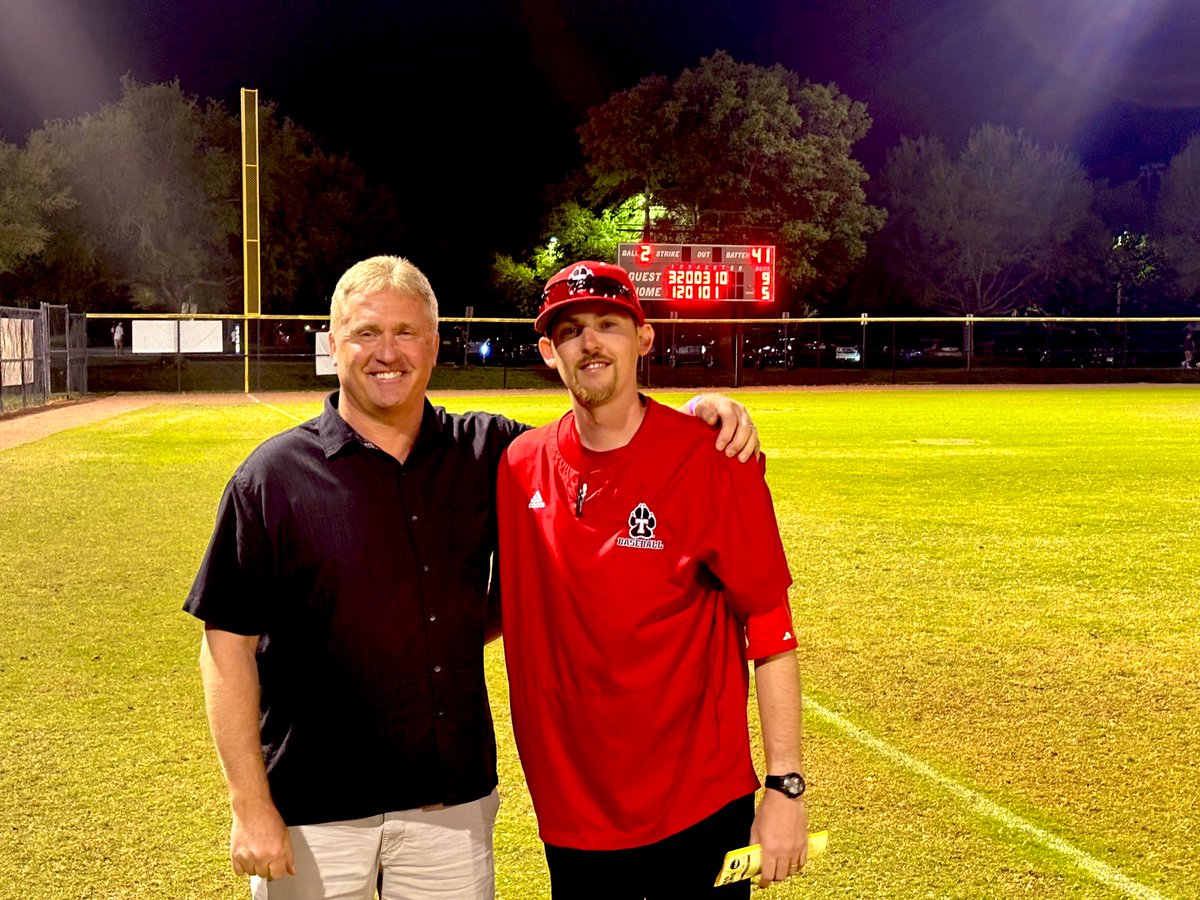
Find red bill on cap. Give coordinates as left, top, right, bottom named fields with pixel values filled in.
left=535, top=261, right=645, bottom=335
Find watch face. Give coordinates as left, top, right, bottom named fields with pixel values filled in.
left=767, top=772, right=806, bottom=798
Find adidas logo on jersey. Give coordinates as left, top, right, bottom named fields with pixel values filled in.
left=528, top=490, right=546, bottom=510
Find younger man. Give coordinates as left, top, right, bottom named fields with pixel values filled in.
left=497, top=261, right=809, bottom=898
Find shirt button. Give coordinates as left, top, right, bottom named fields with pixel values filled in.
left=429, top=615, right=437, bottom=622
left=422, top=565, right=429, bottom=572
left=411, top=515, right=418, bottom=522
left=436, top=710, right=445, bottom=718
left=433, top=665, right=442, bottom=673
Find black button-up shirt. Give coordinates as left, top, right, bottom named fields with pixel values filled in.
left=184, top=392, right=526, bottom=825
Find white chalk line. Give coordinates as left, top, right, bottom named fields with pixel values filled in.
left=248, top=394, right=309, bottom=423
left=805, top=697, right=1172, bottom=900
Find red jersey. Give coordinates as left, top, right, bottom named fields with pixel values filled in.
left=497, top=397, right=796, bottom=850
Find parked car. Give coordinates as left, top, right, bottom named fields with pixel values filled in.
left=981, top=330, right=1038, bottom=365
left=465, top=338, right=493, bottom=364
left=833, top=344, right=862, bottom=364
left=663, top=335, right=717, bottom=368
left=1038, top=327, right=1117, bottom=367
left=742, top=329, right=833, bottom=368
left=462, top=334, right=542, bottom=366
left=744, top=333, right=805, bottom=369
left=1124, top=327, right=1186, bottom=367
left=979, top=325, right=1124, bottom=368
left=496, top=337, right=542, bottom=366
left=899, top=339, right=964, bottom=366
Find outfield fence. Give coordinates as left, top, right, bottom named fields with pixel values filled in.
left=73, top=312, right=1200, bottom=395
left=1, top=304, right=87, bottom=413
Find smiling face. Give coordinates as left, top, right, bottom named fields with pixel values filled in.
left=540, top=301, right=654, bottom=410
left=328, top=287, right=439, bottom=435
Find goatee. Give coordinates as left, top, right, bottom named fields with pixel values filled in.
left=569, top=359, right=617, bottom=407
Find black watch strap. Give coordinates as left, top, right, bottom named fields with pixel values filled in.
left=764, top=772, right=806, bottom=798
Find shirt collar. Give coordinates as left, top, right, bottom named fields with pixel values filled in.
left=318, top=391, right=445, bottom=460
left=553, top=394, right=658, bottom=472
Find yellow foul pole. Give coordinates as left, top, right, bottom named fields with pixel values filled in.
left=240, top=88, right=262, bottom=393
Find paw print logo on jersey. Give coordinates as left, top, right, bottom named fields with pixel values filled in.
left=616, top=502, right=665, bottom=550
left=628, top=502, right=656, bottom=539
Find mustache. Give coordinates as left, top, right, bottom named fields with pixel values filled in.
left=575, top=354, right=615, bottom=370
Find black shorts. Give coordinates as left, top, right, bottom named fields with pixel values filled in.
left=542, top=794, right=755, bottom=900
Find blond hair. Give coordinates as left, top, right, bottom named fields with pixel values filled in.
left=329, top=256, right=439, bottom=335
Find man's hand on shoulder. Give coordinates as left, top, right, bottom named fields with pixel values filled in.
left=684, top=393, right=760, bottom=462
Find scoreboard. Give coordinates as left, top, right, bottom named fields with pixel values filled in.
left=617, top=242, right=775, bottom=303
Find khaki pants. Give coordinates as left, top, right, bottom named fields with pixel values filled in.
left=251, top=789, right=500, bottom=900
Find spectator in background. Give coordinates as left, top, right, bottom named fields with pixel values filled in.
left=112, top=322, right=125, bottom=355
left=183, top=254, right=762, bottom=900
left=1183, top=330, right=1195, bottom=369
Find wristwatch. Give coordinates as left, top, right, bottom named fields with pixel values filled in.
left=764, top=772, right=806, bottom=799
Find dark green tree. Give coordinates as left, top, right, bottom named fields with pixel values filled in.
left=0, top=135, right=73, bottom=279
left=37, top=77, right=241, bottom=311
left=21, top=79, right=389, bottom=315
left=1158, top=132, right=1200, bottom=302
left=491, top=197, right=644, bottom=315
left=496, top=52, right=885, bottom=311
left=879, top=124, right=1102, bottom=315
left=1107, top=231, right=1167, bottom=315
left=577, top=75, right=674, bottom=236
left=203, top=102, right=381, bottom=314
left=647, top=54, right=885, bottom=297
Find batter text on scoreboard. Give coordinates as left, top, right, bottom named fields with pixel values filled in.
left=617, top=243, right=775, bottom=303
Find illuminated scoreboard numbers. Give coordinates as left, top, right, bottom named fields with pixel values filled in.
left=756, top=267, right=772, bottom=302
left=749, top=246, right=772, bottom=265
left=749, top=247, right=772, bottom=300
left=664, top=264, right=733, bottom=301
left=617, top=242, right=776, bottom=303
left=748, top=245, right=773, bottom=301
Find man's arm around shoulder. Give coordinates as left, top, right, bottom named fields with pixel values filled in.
left=199, top=626, right=295, bottom=881
left=681, top=393, right=760, bottom=462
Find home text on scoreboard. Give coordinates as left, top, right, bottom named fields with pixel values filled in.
left=616, top=243, right=775, bottom=303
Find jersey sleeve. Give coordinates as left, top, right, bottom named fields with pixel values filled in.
left=744, top=602, right=798, bottom=660
left=701, top=453, right=793, bottom=620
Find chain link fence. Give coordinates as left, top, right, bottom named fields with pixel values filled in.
left=1, top=306, right=42, bottom=412
left=1, top=304, right=88, bottom=414
left=0, top=304, right=87, bottom=415
left=11, top=305, right=1195, bottom=415
left=71, top=312, right=1200, bottom=394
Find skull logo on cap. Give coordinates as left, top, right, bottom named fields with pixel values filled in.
left=566, top=265, right=594, bottom=295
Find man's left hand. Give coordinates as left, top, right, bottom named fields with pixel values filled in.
left=687, top=393, right=760, bottom=462
left=750, top=790, right=808, bottom=887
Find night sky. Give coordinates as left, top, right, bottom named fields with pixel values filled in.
left=3, top=0, right=1200, bottom=300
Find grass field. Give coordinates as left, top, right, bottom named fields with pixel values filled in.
left=1, top=385, right=1197, bottom=899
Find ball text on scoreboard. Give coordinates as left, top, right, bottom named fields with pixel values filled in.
left=617, top=242, right=775, bottom=303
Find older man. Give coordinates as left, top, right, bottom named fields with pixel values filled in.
left=185, top=255, right=760, bottom=899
